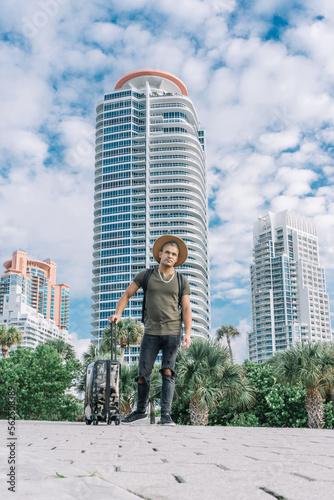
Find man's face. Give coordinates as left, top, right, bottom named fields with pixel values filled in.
left=159, top=244, right=179, bottom=268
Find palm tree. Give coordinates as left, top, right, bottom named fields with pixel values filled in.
left=320, top=342, right=334, bottom=415
left=44, top=339, right=76, bottom=360
left=120, top=363, right=138, bottom=418
left=148, top=365, right=162, bottom=424
left=0, top=324, right=23, bottom=359
left=175, top=339, right=254, bottom=426
left=101, top=318, right=143, bottom=363
left=216, top=324, right=240, bottom=362
left=270, top=342, right=334, bottom=429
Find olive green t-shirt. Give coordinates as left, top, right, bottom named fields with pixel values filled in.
left=133, top=267, right=190, bottom=336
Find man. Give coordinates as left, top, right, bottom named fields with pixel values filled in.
left=108, top=234, right=192, bottom=426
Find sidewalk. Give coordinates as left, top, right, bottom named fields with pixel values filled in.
left=1, top=420, right=334, bottom=500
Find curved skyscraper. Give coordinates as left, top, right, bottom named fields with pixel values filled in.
left=92, top=70, right=210, bottom=342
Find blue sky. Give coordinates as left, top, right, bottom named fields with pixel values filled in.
left=1, top=0, right=334, bottom=362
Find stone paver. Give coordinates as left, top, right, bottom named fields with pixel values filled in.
left=1, top=420, right=334, bottom=499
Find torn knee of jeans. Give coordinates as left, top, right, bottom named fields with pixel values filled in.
left=160, top=368, right=177, bottom=379
left=135, top=375, right=149, bottom=385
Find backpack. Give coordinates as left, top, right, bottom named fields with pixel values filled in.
left=141, top=268, right=184, bottom=323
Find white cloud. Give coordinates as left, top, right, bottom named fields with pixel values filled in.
left=69, top=331, right=91, bottom=361
left=88, top=22, right=124, bottom=46
left=182, top=58, right=211, bottom=93
left=275, top=167, right=317, bottom=197
left=2, top=0, right=334, bottom=345
left=258, top=128, right=300, bottom=155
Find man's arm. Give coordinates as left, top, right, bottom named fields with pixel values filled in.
left=108, top=281, right=139, bottom=324
left=180, top=294, right=192, bottom=350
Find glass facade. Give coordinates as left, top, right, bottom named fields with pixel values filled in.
left=248, top=211, right=332, bottom=363
left=92, top=71, right=210, bottom=342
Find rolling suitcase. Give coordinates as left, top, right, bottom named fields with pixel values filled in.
left=84, top=322, right=121, bottom=425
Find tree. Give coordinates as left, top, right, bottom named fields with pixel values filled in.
left=0, top=345, right=81, bottom=420
left=119, top=362, right=138, bottom=418
left=270, top=342, right=334, bottom=429
left=148, top=365, right=162, bottom=424
left=101, top=318, right=143, bottom=363
left=0, top=324, right=23, bottom=359
left=216, top=324, right=240, bottom=362
left=44, top=339, right=76, bottom=361
left=175, top=339, right=254, bottom=426
left=320, top=342, right=334, bottom=415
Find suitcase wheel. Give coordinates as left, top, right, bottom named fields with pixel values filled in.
left=85, top=418, right=92, bottom=425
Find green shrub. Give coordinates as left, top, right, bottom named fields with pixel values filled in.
left=264, top=385, right=308, bottom=427
left=208, top=400, right=236, bottom=426
left=323, top=402, right=334, bottom=429
left=209, top=361, right=308, bottom=428
left=0, top=345, right=81, bottom=421
left=171, top=400, right=190, bottom=425
left=227, top=413, right=260, bottom=427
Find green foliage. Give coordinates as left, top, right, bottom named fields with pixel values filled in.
left=243, top=360, right=308, bottom=427
left=264, top=384, right=308, bottom=428
left=216, top=324, right=241, bottom=362
left=270, top=342, right=334, bottom=394
left=0, top=324, right=23, bottom=358
left=44, top=339, right=76, bottom=361
left=206, top=361, right=308, bottom=427
left=227, top=413, right=260, bottom=427
left=101, top=318, right=143, bottom=362
left=269, top=342, right=334, bottom=428
left=120, top=362, right=138, bottom=410
left=53, top=394, right=83, bottom=422
left=173, top=339, right=254, bottom=426
left=207, top=359, right=334, bottom=429
left=171, top=399, right=191, bottom=425
left=323, top=402, right=334, bottom=429
left=207, top=400, right=235, bottom=426
left=0, top=345, right=81, bottom=420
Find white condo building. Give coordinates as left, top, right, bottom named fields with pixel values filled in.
left=92, top=70, right=210, bottom=342
left=1, top=284, right=69, bottom=351
left=248, top=210, right=332, bottom=363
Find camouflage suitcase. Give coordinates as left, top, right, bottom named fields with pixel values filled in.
left=84, top=323, right=121, bottom=425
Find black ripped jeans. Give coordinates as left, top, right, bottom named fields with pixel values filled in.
left=135, top=334, right=181, bottom=415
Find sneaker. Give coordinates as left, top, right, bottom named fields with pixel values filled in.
left=161, top=414, right=176, bottom=426
left=121, top=409, right=147, bottom=424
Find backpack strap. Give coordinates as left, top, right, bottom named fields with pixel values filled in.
left=177, top=272, right=184, bottom=322
left=141, top=268, right=154, bottom=323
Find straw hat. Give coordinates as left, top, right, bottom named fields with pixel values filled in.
left=152, top=234, right=188, bottom=267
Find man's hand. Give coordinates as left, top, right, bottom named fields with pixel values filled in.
left=108, top=314, right=120, bottom=324
left=181, top=333, right=191, bottom=350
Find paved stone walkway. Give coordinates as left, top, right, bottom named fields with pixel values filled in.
left=1, top=420, right=334, bottom=499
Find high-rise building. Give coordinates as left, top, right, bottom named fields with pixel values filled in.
left=0, top=250, right=70, bottom=350
left=92, top=69, right=210, bottom=342
left=248, top=210, right=332, bottom=363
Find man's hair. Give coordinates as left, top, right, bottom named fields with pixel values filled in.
left=161, top=241, right=180, bottom=254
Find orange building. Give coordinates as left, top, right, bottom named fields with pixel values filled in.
left=0, top=251, right=70, bottom=352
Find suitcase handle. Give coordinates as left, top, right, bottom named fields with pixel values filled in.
left=111, top=321, right=117, bottom=361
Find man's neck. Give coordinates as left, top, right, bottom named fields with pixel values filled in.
left=158, top=264, right=175, bottom=276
